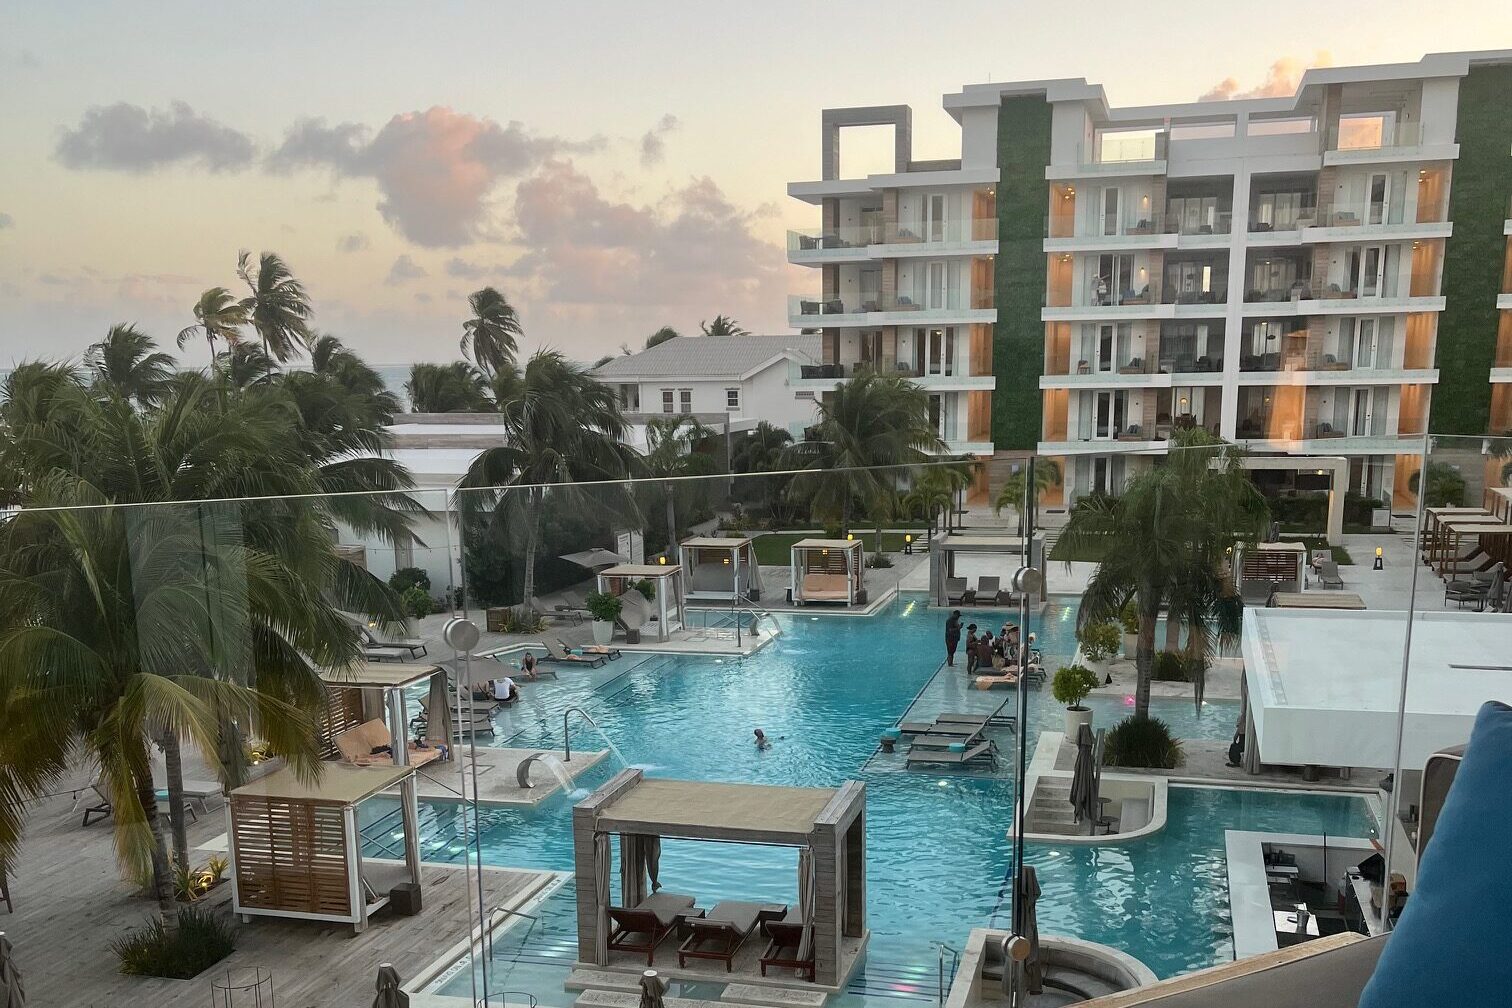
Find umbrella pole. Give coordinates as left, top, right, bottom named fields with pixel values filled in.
left=1007, top=457, right=1036, bottom=1008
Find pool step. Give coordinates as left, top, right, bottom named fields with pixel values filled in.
left=721, top=982, right=828, bottom=1008
left=574, top=990, right=723, bottom=1008
left=565, top=970, right=643, bottom=993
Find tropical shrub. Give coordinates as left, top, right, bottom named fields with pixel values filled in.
left=1076, top=621, right=1121, bottom=662
left=494, top=607, right=547, bottom=634
left=585, top=591, right=622, bottom=623
left=631, top=578, right=656, bottom=601
left=1409, top=462, right=1467, bottom=508
left=1151, top=651, right=1191, bottom=682
left=1103, top=716, right=1184, bottom=769
left=866, top=553, right=894, bottom=569
left=389, top=566, right=431, bottom=594
left=1051, top=664, right=1100, bottom=709
left=112, top=906, right=237, bottom=978
left=401, top=585, right=434, bottom=620
left=1117, top=600, right=1138, bottom=635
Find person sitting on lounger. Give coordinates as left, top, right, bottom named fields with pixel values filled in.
left=519, top=653, right=539, bottom=680
left=492, top=677, right=520, bottom=703
left=975, top=634, right=997, bottom=673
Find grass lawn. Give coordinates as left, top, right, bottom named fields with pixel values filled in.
left=750, top=531, right=918, bottom=566
left=1278, top=536, right=1353, bottom=565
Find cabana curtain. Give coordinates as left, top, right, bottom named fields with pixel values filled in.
left=594, top=832, right=611, bottom=962
left=798, top=845, right=816, bottom=960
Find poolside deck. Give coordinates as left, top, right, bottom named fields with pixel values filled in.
left=412, top=746, right=610, bottom=806
left=5, top=772, right=551, bottom=1008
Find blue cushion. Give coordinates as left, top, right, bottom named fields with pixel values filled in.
left=948, top=742, right=966, bottom=753
left=1360, top=701, right=1512, bottom=1007
left=881, top=729, right=901, bottom=741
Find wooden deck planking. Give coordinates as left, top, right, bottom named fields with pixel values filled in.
left=5, top=776, right=546, bottom=1008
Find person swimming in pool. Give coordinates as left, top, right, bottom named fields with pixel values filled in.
left=754, top=728, right=771, bottom=750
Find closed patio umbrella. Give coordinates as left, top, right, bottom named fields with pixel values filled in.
left=639, top=969, right=667, bottom=1008
left=1068, top=722, right=1097, bottom=833
left=426, top=671, right=453, bottom=749
left=0, top=932, right=24, bottom=1008
left=373, top=962, right=408, bottom=1008
left=561, top=548, right=627, bottom=570
left=1018, top=866, right=1044, bottom=994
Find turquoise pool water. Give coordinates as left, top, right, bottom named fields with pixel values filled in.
left=373, top=595, right=1374, bottom=1002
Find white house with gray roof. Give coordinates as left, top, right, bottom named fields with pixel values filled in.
left=591, top=334, right=824, bottom=440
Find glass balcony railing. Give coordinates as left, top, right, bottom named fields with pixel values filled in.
left=788, top=294, right=868, bottom=318
left=796, top=360, right=926, bottom=380
left=883, top=218, right=998, bottom=245
left=881, top=289, right=995, bottom=313
left=1160, top=278, right=1226, bottom=306
left=1077, top=278, right=1161, bottom=308
left=1165, top=210, right=1232, bottom=237
left=1248, top=203, right=1320, bottom=233
left=1332, top=118, right=1424, bottom=152
left=1243, top=281, right=1311, bottom=303
left=787, top=224, right=883, bottom=254
left=1158, top=351, right=1224, bottom=374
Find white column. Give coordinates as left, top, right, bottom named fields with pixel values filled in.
left=344, top=805, right=365, bottom=931
left=401, top=775, right=422, bottom=886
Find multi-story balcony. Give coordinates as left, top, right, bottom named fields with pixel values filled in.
left=789, top=294, right=869, bottom=326
left=879, top=217, right=998, bottom=252
left=788, top=289, right=995, bottom=328
left=787, top=224, right=882, bottom=263
left=1324, top=119, right=1457, bottom=166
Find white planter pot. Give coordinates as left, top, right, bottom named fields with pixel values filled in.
left=1063, top=706, right=1094, bottom=738
left=591, top=619, right=614, bottom=645
left=1122, top=633, right=1138, bottom=659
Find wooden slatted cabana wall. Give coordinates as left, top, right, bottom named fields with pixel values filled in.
left=230, top=794, right=351, bottom=917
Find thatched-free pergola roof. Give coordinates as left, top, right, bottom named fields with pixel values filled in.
left=231, top=762, right=413, bottom=806
left=594, top=778, right=840, bottom=844
left=319, top=662, right=440, bottom=691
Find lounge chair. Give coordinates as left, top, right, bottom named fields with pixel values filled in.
left=974, top=576, right=1000, bottom=605
left=542, top=639, right=606, bottom=668
left=335, top=719, right=443, bottom=768
left=479, top=649, right=559, bottom=680
left=898, top=720, right=982, bottom=737
left=81, top=782, right=112, bottom=826
left=361, top=643, right=413, bottom=663
left=554, top=592, right=594, bottom=622
left=360, top=624, right=428, bottom=659
left=760, top=909, right=814, bottom=981
left=678, top=900, right=788, bottom=971
left=1316, top=560, right=1344, bottom=589
left=1446, top=563, right=1505, bottom=611
left=530, top=595, right=581, bottom=626
left=936, top=713, right=990, bottom=727
left=946, top=577, right=969, bottom=605
left=607, top=891, right=699, bottom=965
left=907, top=740, right=997, bottom=767
left=418, top=698, right=494, bottom=737
left=798, top=573, right=851, bottom=604
left=1439, top=551, right=1493, bottom=577
left=559, top=638, right=621, bottom=660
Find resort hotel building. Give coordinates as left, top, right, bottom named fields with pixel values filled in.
left=787, top=50, right=1512, bottom=507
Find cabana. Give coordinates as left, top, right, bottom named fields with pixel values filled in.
left=596, top=564, right=685, bottom=642
left=1238, top=542, right=1305, bottom=604
left=1426, top=518, right=1512, bottom=576
left=927, top=533, right=1044, bottom=608
left=1486, top=486, right=1512, bottom=523
left=681, top=537, right=763, bottom=602
left=789, top=539, right=865, bottom=607
left=317, top=661, right=452, bottom=760
left=1420, top=507, right=1493, bottom=566
left=227, top=762, right=421, bottom=933
left=572, top=770, right=867, bottom=990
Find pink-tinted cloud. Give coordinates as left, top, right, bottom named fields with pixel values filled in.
left=1199, top=52, right=1333, bottom=101
left=270, top=107, right=604, bottom=246
left=504, top=161, right=786, bottom=321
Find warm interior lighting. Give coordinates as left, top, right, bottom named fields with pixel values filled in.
left=722, top=557, right=731, bottom=565
left=1315, top=469, right=1326, bottom=476
left=658, top=555, right=667, bottom=565
left=1376, top=547, right=1384, bottom=557
left=904, top=534, right=913, bottom=543
left=846, top=533, right=855, bottom=541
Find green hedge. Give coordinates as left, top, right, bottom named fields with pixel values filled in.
left=993, top=97, right=1052, bottom=450
left=1433, top=63, right=1512, bottom=435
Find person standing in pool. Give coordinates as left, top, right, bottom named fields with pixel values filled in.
left=944, top=610, right=963, bottom=666
left=964, top=624, right=979, bottom=673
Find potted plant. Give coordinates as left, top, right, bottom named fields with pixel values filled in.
left=1076, top=621, right=1120, bottom=665
left=1052, top=664, right=1100, bottom=738
left=585, top=591, right=622, bottom=645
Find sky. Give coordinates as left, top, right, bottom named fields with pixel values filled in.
left=1, top=1, right=1507, bottom=368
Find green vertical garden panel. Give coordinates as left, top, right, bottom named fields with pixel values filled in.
left=1433, top=63, right=1512, bottom=435
left=993, top=97, right=1052, bottom=449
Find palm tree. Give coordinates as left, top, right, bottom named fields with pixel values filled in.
left=461, top=350, right=642, bottom=611
left=730, top=421, right=795, bottom=522
left=781, top=372, right=944, bottom=534
left=1408, top=461, right=1467, bottom=508
left=643, top=416, right=720, bottom=558
left=218, top=343, right=278, bottom=391
left=1058, top=432, right=1266, bottom=719
left=85, top=324, right=176, bottom=407
left=236, top=250, right=313, bottom=365
left=903, top=464, right=971, bottom=535
left=0, top=361, right=404, bottom=926
left=405, top=362, right=492, bottom=413
left=699, top=315, right=749, bottom=338
left=645, top=326, right=679, bottom=349
left=177, top=287, right=248, bottom=365
left=460, top=287, right=523, bottom=376
left=993, top=458, right=1063, bottom=535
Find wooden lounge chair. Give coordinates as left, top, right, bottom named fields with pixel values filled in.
left=542, top=639, right=606, bottom=667
left=946, top=577, right=969, bottom=605
left=760, top=909, right=814, bottom=981
left=678, top=900, right=788, bottom=971
left=907, top=740, right=996, bottom=767
left=606, top=891, right=699, bottom=965
left=559, top=638, right=621, bottom=660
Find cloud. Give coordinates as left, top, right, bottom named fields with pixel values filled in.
left=639, top=113, right=680, bottom=168
left=1199, top=53, right=1332, bottom=102
left=385, top=254, right=427, bottom=285
left=502, top=161, right=786, bottom=317
left=0, top=212, right=12, bottom=230
left=337, top=232, right=370, bottom=253
left=54, top=101, right=256, bottom=172
left=414, top=292, right=433, bottom=304
left=269, top=106, right=604, bottom=246
left=444, top=257, right=493, bottom=280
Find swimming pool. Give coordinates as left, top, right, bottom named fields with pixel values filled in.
left=375, top=595, right=1375, bottom=1001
